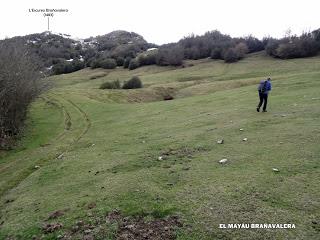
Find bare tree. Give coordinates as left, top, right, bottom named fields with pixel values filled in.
left=0, top=40, right=47, bottom=149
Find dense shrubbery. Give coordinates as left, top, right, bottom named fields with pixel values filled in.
left=223, top=48, right=239, bottom=63
left=99, top=77, right=143, bottom=90
left=265, top=31, right=320, bottom=59
left=156, top=44, right=184, bottom=66
left=175, top=31, right=255, bottom=64
left=234, top=42, right=249, bottom=58
left=129, top=31, right=256, bottom=68
left=100, top=58, right=117, bottom=69
left=17, top=32, right=85, bottom=74
left=210, top=48, right=222, bottom=59
left=4, top=29, right=320, bottom=75
left=91, top=58, right=117, bottom=69
left=86, top=31, right=154, bottom=69
left=116, top=57, right=124, bottom=66
left=123, top=57, right=132, bottom=68
left=265, top=39, right=280, bottom=57
left=128, top=59, right=140, bottom=70
left=243, top=35, right=265, bottom=53
left=129, top=30, right=267, bottom=67
left=52, top=60, right=85, bottom=74
left=122, top=76, right=143, bottom=89
left=4, top=31, right=155, bottom=75
left=100, top=80, right=121, bottom=89
left=137, top=52, right=157, bottom=66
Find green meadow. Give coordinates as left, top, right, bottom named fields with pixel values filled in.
left=1, top=52, right=319, bottom=239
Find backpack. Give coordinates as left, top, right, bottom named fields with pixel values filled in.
left=261, top=81, right=267, bottom=93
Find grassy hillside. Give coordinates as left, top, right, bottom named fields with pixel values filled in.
left=0, top=52, right=319, bottom=239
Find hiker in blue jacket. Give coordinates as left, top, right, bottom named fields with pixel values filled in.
left=257, top=77, right=272, bottom=112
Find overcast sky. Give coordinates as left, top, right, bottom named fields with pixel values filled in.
left=1, top=0, right=319, bottom=44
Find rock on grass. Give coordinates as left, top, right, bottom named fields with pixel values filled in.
left=219, top=159, right=228, bottom=164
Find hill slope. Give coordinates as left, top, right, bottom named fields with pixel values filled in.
left=0, top=53, right=319, bottom=239
left=0, top=30, right=153, bottom=74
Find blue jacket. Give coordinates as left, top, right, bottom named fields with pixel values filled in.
left=258, top=80, right=272, bottom=94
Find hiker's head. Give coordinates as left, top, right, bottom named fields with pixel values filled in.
left=267, top=77, right=271, bottom=81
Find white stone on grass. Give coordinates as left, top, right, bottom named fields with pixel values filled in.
left=217, top=139, right=224, bottom=144
left=219, top=158, right=228, bottom=164
left=272, top=168, right=279, bottom=172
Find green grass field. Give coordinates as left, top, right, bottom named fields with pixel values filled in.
left=0, top=52, right=319, bottom=239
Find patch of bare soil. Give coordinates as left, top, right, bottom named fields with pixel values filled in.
left=161, top=146, right=203, bottom=159
left=50, top=210, right=182, bottom=240
left=42, top=222, right=63, bottom=233
left=108, top=210, right=183, bottom=240
left=46, top=209, right=69, bottom=220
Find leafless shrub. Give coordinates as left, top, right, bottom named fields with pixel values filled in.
left=0, top=40, right=47, bottom=149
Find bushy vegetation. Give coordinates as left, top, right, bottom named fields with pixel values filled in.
left=265, top=30, right=320, bottom=59
left=137, top=31, right=255, bottom=66
left=100, top=80, right=121, bottom=89
left=99, top=77, right=143, bottom=90
left=93, top=31, right=149, bottom=53
left=156, top=44, right=184, bottom=66
left=100, top=58, right=117, bottom=69
left=91, top=58, right=117, bottom=69
left=223, top=48, right=239, bottom=63
left=243, top=35, right=265, bottom=53
left=15, top=32, right=84, bottom=74
left=0, top=40, right=46, bottom=149
left=2, top=31, right=154, bottom=75
left=3, top=28, right=320, bottom=75
left=130, top=30, right=279, bottom=67
left=122, top=76, right=143, bottom=89
left=179, top=31, right=253, bottom=63
left=180, top=31, right=233, bottom=60
left=123, top=57, right=132, bottom=68
left=210, top=48, right=223, bottom=59
left=137, top=51, right=157, bottom=66
left=128, top=59, right=140, bottom=70
left=86, top=31, right=154, bottom=68
left=116, top=57, right=125, bottom=66
left=52, top=59, right=85, bottom=74
left=223, top=42, right=249, bottom=63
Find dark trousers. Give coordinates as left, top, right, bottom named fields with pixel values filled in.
left=257, top=92, right=268, bottom=111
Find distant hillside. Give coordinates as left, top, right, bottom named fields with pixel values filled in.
left=82, top=30, right=156, bottom=71
left=85, top=30, right=151, bottom=52
left=0, top=30, right=156, bottom=75
left=1, top=32, right=82, bottom=67
left=1, top=28, right=319, bottom=75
